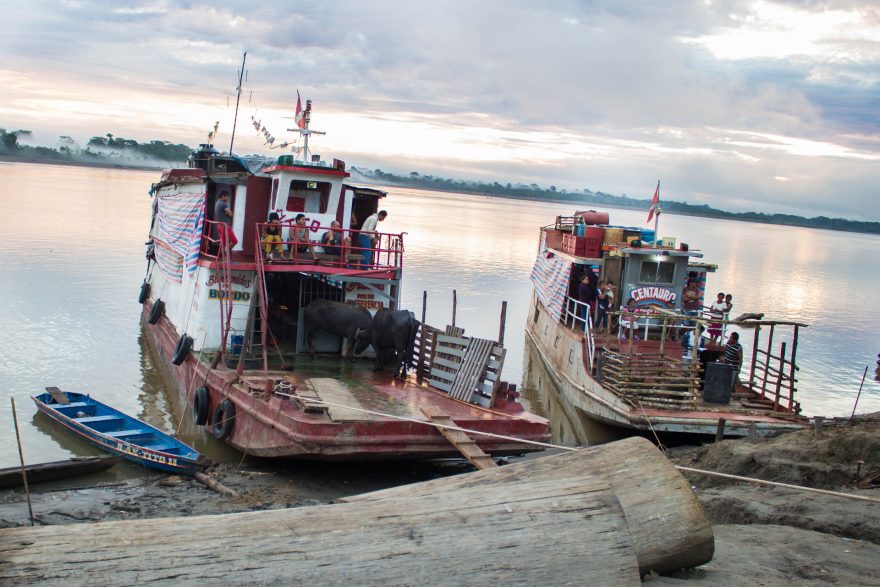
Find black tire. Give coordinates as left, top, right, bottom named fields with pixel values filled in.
left=211, top=399, right=236, bottom=440
left=147, top=299, right=165, bottom=324
left=138, top=281, right=151, bottom=304
left=192, top=386, right=210, bottom=426
left=171, top=334, right=193, bottom=365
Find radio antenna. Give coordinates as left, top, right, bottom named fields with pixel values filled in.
left=229, top=51, right=247, bottom=154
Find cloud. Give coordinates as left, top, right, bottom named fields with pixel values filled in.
left=0, top=0, right=877, bottom=220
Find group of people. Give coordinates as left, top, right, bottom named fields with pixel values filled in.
left=260, top=209, right=388, bottom=264
left=576, top=274, right=616, bottom=332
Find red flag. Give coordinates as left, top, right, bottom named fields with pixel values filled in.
left=646, top=180, right=660, bottom=223
left=294, top=91, right=306, bottom=129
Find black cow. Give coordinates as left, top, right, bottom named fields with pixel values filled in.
left=354, top=309, right=420, bottom=378
left=303, top=299, right=373, bottom=359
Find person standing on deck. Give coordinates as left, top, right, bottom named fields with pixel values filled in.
left=683, top=279, right=702, bottom=320
left=724, top=293, right=734, bottom=315
left=721, top=332, right=744, bottom=382
left=708, top=292, right=726, bottom=343
left=596, top=281, right=610, bottom=332
left=577, top=274, right=597, bottom=330
left=359, top=210, right=386, bottom=266
left=213, top=190, right=237, bottom=248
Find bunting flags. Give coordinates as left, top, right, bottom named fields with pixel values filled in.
left=646, top=180, right=660, bottom=223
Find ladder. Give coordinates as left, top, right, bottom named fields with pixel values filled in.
left=215, top=229, right=236, bottom=365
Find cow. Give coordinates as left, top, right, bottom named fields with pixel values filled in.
left=303, top=299, right=373, bottom=359
left=354, top=308, right=420, bottom=379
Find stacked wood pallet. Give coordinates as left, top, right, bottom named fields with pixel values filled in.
left=600, top=352, right=700, bottom=408
left=426, top=325, right=506, bottom=406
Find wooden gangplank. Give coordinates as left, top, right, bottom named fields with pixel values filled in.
left=420, top=406, right=498, bottom=470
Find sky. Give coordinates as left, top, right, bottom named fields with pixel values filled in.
left=1, top=1, right=878, bottom=221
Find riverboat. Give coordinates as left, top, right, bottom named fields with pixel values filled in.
left=524, top=211, right=809, bottom=444
left=32, top=390, right=201, bottom=475
left=139, top=96, right=548, bottom=460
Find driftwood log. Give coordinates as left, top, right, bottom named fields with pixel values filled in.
left=0, top=477, right=640, bottom=586
left=345, top=436, right=714, bottom=575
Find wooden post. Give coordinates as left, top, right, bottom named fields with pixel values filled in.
left=11, top=398, right=35, bottom=526
left=788, top=325, right=799, bottom=411
left=760, top=324, right=775, bottom=400
left=813, top=416, right=824, bottom=437
left=773, top=341, right=786, bottom=412
left=748, top=421, right=758, bottom=443
left=417, top=290, right=428, bottom=383
left=658, top=319, right=667, bottom=356
left=749, top=325, right=761, bottom=390
left=715, top=418, right=726, bottom=442
left=451, top=289, right=457, bottom=328
left=498, top=300, right=507, bottom=345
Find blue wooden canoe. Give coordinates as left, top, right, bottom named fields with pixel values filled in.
left=32, top=390, right=201, bottom=475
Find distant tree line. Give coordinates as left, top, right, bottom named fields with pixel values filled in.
left=351, top=167, right=880, bottom=235
left=0, top=129, right=191, bottom=166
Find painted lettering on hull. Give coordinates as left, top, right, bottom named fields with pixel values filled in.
left=115, top=442, right=178, bottom=467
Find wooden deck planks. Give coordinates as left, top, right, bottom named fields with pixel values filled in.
left=306, top=378, right=379, bottom=421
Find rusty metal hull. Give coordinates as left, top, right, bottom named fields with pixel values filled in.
left=143, top=302, right=549, bottom=459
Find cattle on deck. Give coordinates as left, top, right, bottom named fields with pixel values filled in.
left=303, top=299, right=373, bottom=359
left=354, top=309, right=420, bottom=378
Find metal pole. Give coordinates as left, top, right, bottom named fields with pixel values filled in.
left=850, top=366, right=869, bottom=421
left=11, top=398, right=35, bottom=526
left=229, top=51, right=247, bottom=155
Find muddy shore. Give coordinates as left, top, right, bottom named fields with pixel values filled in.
left=2, top=416, right=878, bottom=585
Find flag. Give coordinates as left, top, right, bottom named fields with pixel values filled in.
left=294, top=90, right=306, bottom=129
left=646, top=180, right=660, bottom=223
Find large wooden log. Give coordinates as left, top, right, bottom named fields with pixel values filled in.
left=0, top=478, right=640, bottom=586
left=345, top=436, right=714, bottom=575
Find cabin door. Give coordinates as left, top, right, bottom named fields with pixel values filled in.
left=601, top=257, right=624, bottom=310
left=242, top=177, right=272, bottom=256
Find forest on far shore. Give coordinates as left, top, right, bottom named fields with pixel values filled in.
left=2, top=128, right=877, bottom=235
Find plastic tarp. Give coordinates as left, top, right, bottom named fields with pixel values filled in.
left=530, top=251, right=572, bottom=320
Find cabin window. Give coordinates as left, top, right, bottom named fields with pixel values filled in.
left=638, top=261, right=675, bottom=284
left=286, top=180, right=330, bottom=214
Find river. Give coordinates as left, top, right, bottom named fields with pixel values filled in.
left=0, top=162, right=878, bottom=468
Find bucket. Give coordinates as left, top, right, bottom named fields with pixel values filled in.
left=230, top=334, right=244, bottom=356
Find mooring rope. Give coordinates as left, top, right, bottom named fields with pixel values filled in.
left=273, top=391, right=880, bottom=504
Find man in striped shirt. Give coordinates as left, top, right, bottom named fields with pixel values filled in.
left=722, top=331, right=743, bottom=375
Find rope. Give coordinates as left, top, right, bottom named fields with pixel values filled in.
left=675, top=466, right=880, bottom=504
left=273, top=391, right=878, bottom=503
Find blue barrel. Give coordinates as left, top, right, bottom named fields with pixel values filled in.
left=230, top=335, right=244, bottom=355
left=641, top=229, right=655, bottom=244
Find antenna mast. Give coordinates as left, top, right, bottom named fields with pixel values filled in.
left=288, top=98, right=325, bottom=162
left=229, top=51, right=247, bottom=154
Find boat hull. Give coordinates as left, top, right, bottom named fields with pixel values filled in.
left=142, top=302, right=550, bottom=460
left=0, top=456, right=119, bottom=489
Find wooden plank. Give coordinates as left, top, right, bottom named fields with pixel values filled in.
left=428, top=369, right=455, bottom=384
left=436, top=334, right=469, bottom=347
left=431, top=357, right=460, bottom=370
left=433, top=345, right=466, bottom=358
left=307, top=378, right=378, bottom=422
left=449, top=338, right=494, bottom=401
left=45, top=386, right=69, bottom=405
left=430, top=380, right=452, bottom=393
left=420, top=407, right=499, bottom=470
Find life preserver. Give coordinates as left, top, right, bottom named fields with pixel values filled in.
left=192, top=386, right=209, bottom=426
left=138, top=281, right=151, bottom=304
left=211, top=399, right=236, bottom=440
left=147, top=299, right=165, bottom=324
left=172, top=334, right=193, bottom=365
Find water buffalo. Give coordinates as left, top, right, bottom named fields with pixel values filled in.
left=354, top=308, right=420, bottom=378
left=303, top=299, right=373, bottom=359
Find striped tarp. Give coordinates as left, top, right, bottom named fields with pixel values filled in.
left=154, top=240, right=184, bottom=284
left=157, top=191, right=205, bottom=273
left=530, top=251, right=571, bottom=320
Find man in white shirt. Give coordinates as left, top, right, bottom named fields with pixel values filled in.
left=359, top=210, right=387, bottom=266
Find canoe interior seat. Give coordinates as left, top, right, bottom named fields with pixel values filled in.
left=54, top=402, right=92, bottom=411
left=74, top=415, right=125, bottom=432
left=105, top=429, right=154, bottom=442
left=144, top=444, right=181, bottom=454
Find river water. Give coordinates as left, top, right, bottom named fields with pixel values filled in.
left=1, top=162, right=878, bottom=468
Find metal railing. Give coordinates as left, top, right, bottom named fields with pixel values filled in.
left=562, top=296, right=595, bottom=371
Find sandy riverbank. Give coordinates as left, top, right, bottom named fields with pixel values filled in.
left=1, top=416, right=878, bottom=584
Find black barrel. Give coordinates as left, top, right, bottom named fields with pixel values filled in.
left=702, top=362, right=735, bottom=404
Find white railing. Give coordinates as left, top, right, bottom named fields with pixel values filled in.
left=563, top=296, right=595, bottom=371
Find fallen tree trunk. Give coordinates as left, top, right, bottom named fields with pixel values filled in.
left=344, top=436, right=714, bottom=575
left=0, top=477, right=640, bottom=586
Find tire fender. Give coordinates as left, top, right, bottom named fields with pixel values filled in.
left=192, top=386, right=210, bottom=426
left=147, top=299, right=165, bottom=324
left=211, top=399, right=236, bottom=440
left=172, top=334, right=193, bottom=366
left=138, top=281, right=151, bottom=304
